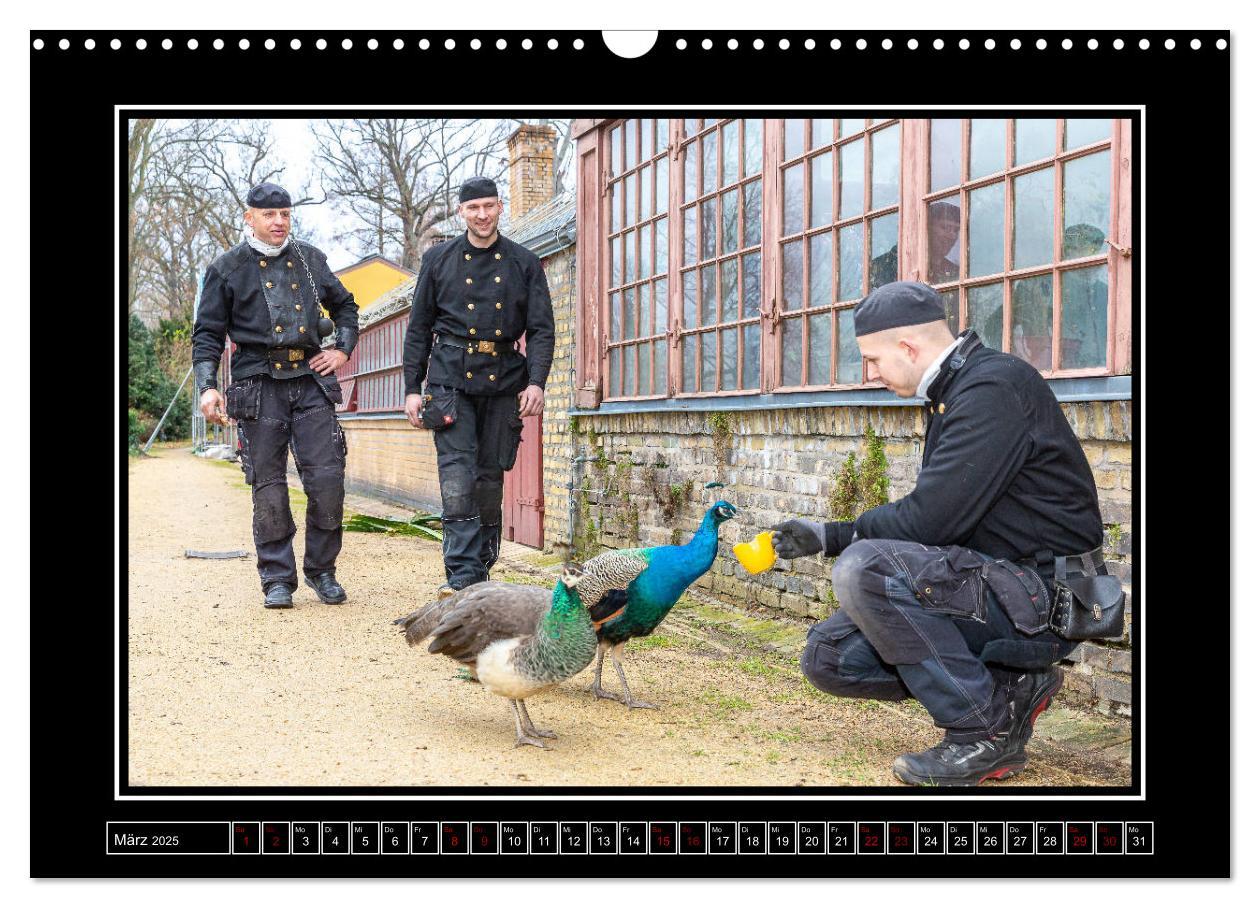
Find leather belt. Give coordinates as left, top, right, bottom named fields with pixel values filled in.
left=436, top=333, right=515, bottom=354
left=1021, top=546, right=1106, bottom=577
left=265, top=347, right=312, bottom=368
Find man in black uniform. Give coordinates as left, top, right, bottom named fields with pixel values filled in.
left=192, top=182, right=359, bottom=609
left=772, top=281, right=1105, bottom=786
left=402, top=177, right=555, bottom=594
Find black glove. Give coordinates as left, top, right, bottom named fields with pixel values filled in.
left=770, top=519, right=827, bottom=560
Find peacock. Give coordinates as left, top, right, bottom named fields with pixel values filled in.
left=393, top=562, right=641, bottom=749
left=578, top=500, right=738, bottom=709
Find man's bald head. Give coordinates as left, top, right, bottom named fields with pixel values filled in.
left=857, top=319, right=957, bottom=398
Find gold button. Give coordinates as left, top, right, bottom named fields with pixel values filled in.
left=291, top=283, right=298, bottom=289
left=295, top=304, right=302, bottom=311
left=275, top=326, right=283, bottom=333
left=286, top=261, right=293, bottom=268
left=492, top=351, right=498, bottom=357
left=466, top=277, right=473, bottom=285
left=494, top=276, right=501, bottom=283
left=274, top=363, right=282, bottom=370
left=938, top=403, right=945, bottom=414
left=265, top=281, right=273, bottom=288
left=924, top=586, right=932, bottom=595
left=494, top=253, right=502, bottom=260
left=495, top=329, right=502, bottom=336
left=259, top=260, right=267, bottom=267
left=291, top=362, right=299, bottom=369
left=298, top=325, right=306, bottom=333
left=488, top=375, right=496, bottom=381
left=467, top=303, right=475, bottom=310
left=469, top=328, right=477, bottom=335
left=496, top=302, right=502, bottom=309
left=465, top=253, right=471, bottom=260
left=466, top=371, right=473, bottom=379
left=467, top=346, right=474, bottom=353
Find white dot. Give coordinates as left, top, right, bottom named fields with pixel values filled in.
left=805, top=38, right=816, bottom=50
left=343, top=38, right=353, bottom=50
left=727, top=38, right=738, bottom=50
left=675, top=38, right=687, bottom=50
left=316, top=38, right=328, bottom=50
left=239, top=38, right=250, bottom=50
left=32, top=38, right=43, bottom=50
left=753, top=38, right=764, bottom=50
left=1191, top=38, right=1201, bottom=50
left=522, top=38, right=533, bottom=50
left=779, top=38, right=790, bottom=50
left=212, top=39, right=223, bottom=50
left=57, top=38, right=69, bottom=50
left=933, top=38, right=943, bottom=50
left=186, top=38, right=197, bottom=50
left=162, top=38, right=172, bottom=50
left=701, top=38, right=712, bottom=50
left=290, top=39, right=301, bottom=50
left=85, top=38, right=96, bottom=50
left=958, top=38, right=970, bottom=50
left=136, top=38, right=147, bottom=50
left=832, top=38, right=842, bottom=50
left=1217, top=38, right=1228, bottom=50
left=367, top=38, right=378, bottom=50
left=1035, top=38, right=1046, bottom=50
left=496, top=38, right=507, bottom=50
left=393, top=38, right=403, bottom=50
left=471, top=38, right=481, bottom=50
left=1010, top=38, right=1021, bottom=50
left=1164, top=38, right=1175, bottom=50
left=985, top=38, right=996, bottom=50
left=1087, top=38, right=1098, bottom=50
left=443, top=38, right=454, bottom=50
left=1139, top=38, right=1149, bottom=49
left=264, top=38, right=276, bottom=50
left=907, top=38, right=918, bottom=50
left=547, top=38, right=558, bottom=50
left=856, top=38, right=867, bottom=50
left=112, top=38, right=122, bottom=50
left=1113, top=38, right=1124, bottom=50
left=418, top=39, right=429, bottom=50
left=573, top=38, right=584, bottom=50
left=881, top=38, right=892, bottom=50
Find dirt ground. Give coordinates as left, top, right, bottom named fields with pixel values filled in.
left=126, top=447, right=1130, bottom=788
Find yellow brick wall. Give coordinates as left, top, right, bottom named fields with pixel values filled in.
left=339, top=417, right=441, bottom=511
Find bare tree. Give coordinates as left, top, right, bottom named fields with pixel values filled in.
left=312, top=119, right=510, bottom=270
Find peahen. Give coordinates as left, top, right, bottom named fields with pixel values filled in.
left=393, top=562, right=641, bottom=749
left=578, top=500, right=738, bottom=709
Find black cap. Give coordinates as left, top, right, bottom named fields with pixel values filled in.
left=458, top=176, right=499, bottom=203
left=853, top=281, right=948, bottom=337
left=246, top=182, right=292, bottom=209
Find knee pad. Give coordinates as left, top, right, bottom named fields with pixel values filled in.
left=303, top=473, right=345, bottom=530
left=440, top=471, right=477, bottom=520
left=475, top=480, right=504, bottom=526
left=252, top=482, right=296, bottom=543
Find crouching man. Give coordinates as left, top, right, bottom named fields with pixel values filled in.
left=773, top=281, right=1107, bottom=786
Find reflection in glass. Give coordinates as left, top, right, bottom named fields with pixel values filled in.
left=968, top=182, right=1004, bottom=277
left=808, top=312, right=832, bottom=385
left=638, top=341, right=649, bottom=397
left=609, top=292, right=621, bottom=342
left=701, top=331, right=717, bottom=391
left=683, top=206, right=696, bottom=266
left=683, top=269, right=697, bottom=328
left=869, top=213, right=899, bottom=289
left=721, top=189, right=739, bottom=255
left=839, top=223, right=863, bottom=300
left=655, top=218, right=668, bottom=275
left=1061, top=265, right=1108, bottom=369
left=642, top=162, right=652, bottom=218
left=682, top=334, right=696, bottom=393
left=810, top=151, right=833, bottom=228
left=723, top=122, right=740, bottom=185
left=928, top=196, right=961, bottom=284
left=626, top=171, right=637, bottom=225
left=721, top=258, right=738, bottom=323
left=609, top=346, right=621, bottom=397
left=639, top=224, right=650, bottom=280
left=1063, top=151, right=1112, bottom=259
left=745, top=119, right=763, bottom=176
left=837, top=307, right=861, bottom=384
left=809, top=232, right=833, bottom=307
left=611, top=125, right=622, bottom=177
left=930, top=118, right=962, bottom=191
left=1065, top=118, right=1112, bottom=149
left=743, top=323, right=760, bottom=389
left=626, top=119, right=638, bottom=168
left=611, top=236, right=621, bottom=287
left=701, top=197, right=717, bottom=261
left=783, top=239, right=803, bottom=310
left=654, top=279, right=668, bottom=334
left=656, top=118, right=670, bottom=155
left=1012, top=274, right=1053, bottom=370
left=967, top=282, right=1004, bottom=351
left=781, top=317, right=803, bottom=386
left=744, top=180, right=762, bottom=247
left=840, top=118, right=865, bottom=138
left=870, top=123, right=900, bottom=210
left=785, top=118, right=805, bottom=160
left=653, top=338, right=667, bottom=395
left=684, top=143, right=696, bottom=202
left=939, top=289, right=959, bottom=336
left=812, top=119, right=833, bottom=149
left=1015, top=118, right=1055, bottom=166
left=970, top=118, right=1005, bottom=178
left=656, top=162, right=668, bottom=217
left=701, top=263, right=717, bottom=326
left=721, top=327, right=738, bottom=389
left=624, top=290, right=636, bottom=340
left=639, top=283, right=650, bottom=337
left=611, top=180, right=621, bottom=233
left=742, top=252, right=761, bottom=319
left=784, top=163, right=804, bottom=234
left=840, top=140, right=865, bottom=220
left=1014, top=167, right=1054, bottom=269
left=702, top=131, right=717, bottom=195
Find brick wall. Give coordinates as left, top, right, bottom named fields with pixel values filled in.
left=507, top=124, right=557, bottom=221
left=540, top=246, right=578, bottom=550
left=560, top=401, right=1134, bottom=716
left=339, top=416, right=442, bottom=512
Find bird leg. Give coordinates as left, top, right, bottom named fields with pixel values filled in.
left=510, top=699, right=551, bottom=749
left=590, top=640, right=622, bottom=702
left=517, top=700, right=557, bottom=739
left=610, top=641, right=658, bottom=710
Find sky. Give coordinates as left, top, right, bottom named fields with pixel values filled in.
left=267, top=117, right=359, bottom=270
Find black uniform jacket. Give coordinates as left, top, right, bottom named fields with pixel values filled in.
left=829, top=334, right=1103, bottom=563
left=191, top=240, right=358, bottom=390
left=402, top=231, right=555, bottom=397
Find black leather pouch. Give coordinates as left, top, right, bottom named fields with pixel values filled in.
left=1049, top=568, right=1125, bottom=640
left=421, top=385, right=459, bottom=430
left=224, top=377, right=261, bottom=421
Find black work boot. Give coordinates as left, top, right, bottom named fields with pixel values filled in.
left=892, top=730, right=1026, bottom=787
left=304, top=572, right=348, bottom=604
left=1008, top=666, right=1064, bottom=749
left=263, top=582, right=294, bottom=609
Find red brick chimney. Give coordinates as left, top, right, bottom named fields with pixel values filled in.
left=506, top=123, right=557, bottom=220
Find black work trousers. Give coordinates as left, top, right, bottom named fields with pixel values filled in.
left=235, top=374, right=347, bottom=590
left=430, top=388, right=524, bottom=589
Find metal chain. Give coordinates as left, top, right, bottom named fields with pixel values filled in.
left=287, top=237, right=326, bottom=317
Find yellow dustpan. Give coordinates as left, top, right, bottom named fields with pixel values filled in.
left=733, top=531, right=778, bottom=574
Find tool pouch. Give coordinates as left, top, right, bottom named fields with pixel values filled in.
left=1048, top=555, right=1125, bottom=640
left=420, top=385, right=459, bottom=430
left=224, top=377, right=262, bottom=421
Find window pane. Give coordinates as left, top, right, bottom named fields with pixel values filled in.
left=1015, top=118, right=1055, bottom=166
left=631, top=171, right=642, bottom=225
left=609, top=292, right=621, bottom=341
left=869, top=213, right=899, bottom=290
left=683, top=269, right=697, bottom=328
left=928, top=196, right=962, bottom=285
left=655, top=217, right=668, bottom=275
left=810, top=151, right=833, bottom=228
left=811, top=118, right=833, bottom=149
left=683, top=206, right=696, bottom=266
left=809, top=231, right=833, bottom=307
left=837, top=307, right=861, bottom=384
left=781, top=317, right=803, bottom=386
left=1065, top=118, right=1112, bottom=149
left=701, top=331, right=717, bottom=391
left=721, top=258, right=738, bottom=323
left=930, top=118, right=962, bottom=191
left=1063, top=150, right=1112, bottom=259
left=626, top=118, right=638, bottom=168
left=741, top=251, right=761, bottom=319
left=624, top=290, right=637, bottom=340
left=744, top=180, right=762, bottom=247
left=840, top=118, right=865, bottom=138
left=808, top=311, right=832, bottom=385
left=745, top=119, right=763, bottom=176
left=684, top=143, right=697, bottom=203
left=611, top=180, right=621, bottom=233
left=970, top=118, right=1005, bottom=179
left=785, top=118, right=805, bottom=160
left=611, top=125, right=622, bottom=177
left=783, top=162, right=804, bottom=234
left=653, top=338, right=667, bottom=394
left=839, top=223, right=863, bottom=301
left=1012, top=274, right=1053, bottom=370
left=656, top=160, right=669, bottom=217
left=870, top=123, right=900, bottom=210
left=1014, top=167, right=1054, bottom=269
left=656, top=118, right=670, bottom=155
left=638, top=341, right=649, bottom=396
left=721, top=327, right=738, bottom=389
left=638, top=224, right=651, bottom=280
left=721, top=188, right=739, bottom=255
left=723, top=121, right=740, bottom=184
left=638, top=283, right=650, bottom=337
left=642, top=162, right=652, bottom=217
left=1061, top=265, right=1109, bottom=369
left=654, top=278, right=668, bottom=335
left=683, top=333, right=696, bottom=392
left=701, top=263, right=717, bottom=325
left=783, top=239, right=803, bottom=310
left=742, top=323, right=760, bottom=389
left=840, top=139, right=865, bottom=220
left=967, top=282, right=1004, bottom=351
left=611, top=236, right=621, bottom=287
left=702, top=130, right=717, bottom=195
left=609, top=345, right=621, bottom=397
left=701, top=197, right=717, bottom=260
left=968, top=182, right=1004, bottom=278
left=940, top=288, right=960, bottom=337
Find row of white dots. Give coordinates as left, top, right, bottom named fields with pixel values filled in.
left=32, top=36, right=586, bottom=51
left=680, top=36, right=1226, bottom=51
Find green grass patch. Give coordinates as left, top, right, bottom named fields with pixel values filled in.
left=627, top=634, right=677, bottom=652
left=700, top=689, right=754, bottom=713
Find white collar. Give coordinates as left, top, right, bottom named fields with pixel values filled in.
left=915, top=335, right=966, bottom=400
left=244, top=227, right=291, bottom=257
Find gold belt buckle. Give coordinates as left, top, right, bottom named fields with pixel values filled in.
left=288, top=349, right=305, bottom=362
left=476, top=340, right=496, bottom=354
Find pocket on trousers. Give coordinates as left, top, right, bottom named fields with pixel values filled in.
left=224, top=377, right=261, bottom=421
left=333, top=421, right=348, bottom=464
left=420, top=385, right=459, bottom=431
left=499, top=411, right=524, bottom=471
left=982, top=559, right=1052, bottom=635
left=314, top=373, right=343, bottom=406
left=911, top=545, right=987, bottom=620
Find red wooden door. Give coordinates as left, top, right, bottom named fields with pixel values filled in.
left=502, top=336, right=544, bottom=548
